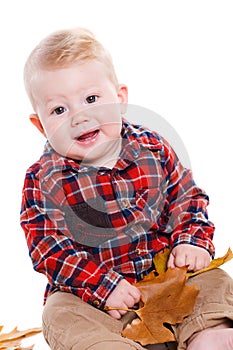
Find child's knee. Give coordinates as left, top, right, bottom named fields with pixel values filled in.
left=42, top=291, right=137, bottom=349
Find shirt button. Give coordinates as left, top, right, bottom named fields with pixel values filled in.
left=79, top=167, right=88, bottom=173
left=93, top=300, right=100, bottom=306
left=122, top=199, right=130, bottom=208
left=135, top=248, right=141, bottom=255
left=133, top=150, right=140, bottom=158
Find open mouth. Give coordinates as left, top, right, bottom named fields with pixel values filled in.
left=75, top=129, right=100, bottom=143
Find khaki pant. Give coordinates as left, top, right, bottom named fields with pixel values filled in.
left=42, top=269, right=233, bottom=350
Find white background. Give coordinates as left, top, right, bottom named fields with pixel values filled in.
left=0, top=1, right=232, bottom=348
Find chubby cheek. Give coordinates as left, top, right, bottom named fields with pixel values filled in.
left=44, top=118, right=67, bottom=141
left=94, top=104, right=122, bottom=130
left=44, top=126, right=72, bottom=157
left=101, top=121, right=122, bottom=139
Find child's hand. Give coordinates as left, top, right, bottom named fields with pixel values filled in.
left=167, top=244, right=211, bottom=272
left=105, top=279, right=141, bottom=319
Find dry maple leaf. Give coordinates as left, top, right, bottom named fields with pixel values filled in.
left=122, top=267, right=199, bottom=346
left=107, top=247, right=233, bottom=346
left=153, top=247, right=233, bottom=278
left=0, top=326, right=41, bottom=349
left=187, top=247, right=233, bottom=278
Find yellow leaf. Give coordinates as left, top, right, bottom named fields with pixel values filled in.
left=153, top=248, right=170, bottom=275
left=187, top=247, right=233, bottom=278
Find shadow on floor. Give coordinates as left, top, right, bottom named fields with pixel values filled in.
left=146, top=342, right=177, bottom=350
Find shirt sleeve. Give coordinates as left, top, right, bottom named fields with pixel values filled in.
left=20, top=169, right=123, bottom=309
left=156, top=136, right=215, bottom=257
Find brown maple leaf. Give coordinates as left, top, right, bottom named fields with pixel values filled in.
left=106, top=247, right=233, bottom=346
left=122, top=267, right=199, bottom=345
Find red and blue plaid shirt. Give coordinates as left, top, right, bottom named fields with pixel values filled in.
left=20, top=119, right=215, bottom=308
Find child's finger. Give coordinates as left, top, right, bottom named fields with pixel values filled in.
left=167, top=252, right=175, bottom=268
left=185, top=255, right=196, bottom=271
left=129, top=286, right=141, bottom=303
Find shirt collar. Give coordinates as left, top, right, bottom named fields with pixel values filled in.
left=121, top=118, right=163, bottom=152
left=39, top=119, right=163, bottom=181
left=39, top=142, right=81, bottom=182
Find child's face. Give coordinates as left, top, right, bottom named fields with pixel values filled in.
left=30, top=60, right=128, bottom=167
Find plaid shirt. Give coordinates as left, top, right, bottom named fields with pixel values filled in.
left=20, top=119, right=215, bottom=309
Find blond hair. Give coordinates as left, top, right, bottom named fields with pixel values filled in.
left=24, top=27, right=119, bottom=107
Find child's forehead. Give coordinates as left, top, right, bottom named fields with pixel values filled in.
left=34, top=60, right=108, bottom=80
left=30, top=61, right=116, bottom=100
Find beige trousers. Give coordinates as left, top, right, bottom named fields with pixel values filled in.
left=42, top=269, right=233, bottom=350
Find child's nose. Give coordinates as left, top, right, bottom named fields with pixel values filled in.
left=71, top=112, right=90, bottom=126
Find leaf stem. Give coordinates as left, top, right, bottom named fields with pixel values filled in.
left=104, top=306, right=137, bottom=312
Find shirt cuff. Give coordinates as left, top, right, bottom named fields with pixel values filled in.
left=88, top=270, right=123, bottom=309
left=172, top=233, right=215, bottom=257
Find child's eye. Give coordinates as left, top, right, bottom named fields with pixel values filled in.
left=86, top=95, right=98, bottom=104
left=53, top=107, right=66, bottom=115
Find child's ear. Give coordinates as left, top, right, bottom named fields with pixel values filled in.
left=29, top=114, right=46, bottom=137
left=117, top=84, right=128, bottom=114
